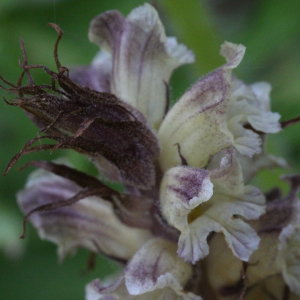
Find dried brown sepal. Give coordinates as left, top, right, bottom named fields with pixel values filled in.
left=2, top=24, right=159, bottom=189
left=257, top=174, right=300, bottom=235
left=81, top=251, right=97, bottom=276
left=174, top=143, right=188, bottom=166
left=20, top=186, right=108, bottom=239
left=4, top=136, right=56, bottom=175
left=24, top=160, right=114, bottom=190
left=237, top=262, right=248, bottom=300
left=18, top=160, right=120, bottom=239
left=281, top=116, right=300, bottom=129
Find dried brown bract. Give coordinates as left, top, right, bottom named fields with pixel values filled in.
left=17, top=160, right=119, bottom=239
left=1, top=23, right=159, bottom=190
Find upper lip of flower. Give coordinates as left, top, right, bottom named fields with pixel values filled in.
left=88, top=3, right=195, bottom=130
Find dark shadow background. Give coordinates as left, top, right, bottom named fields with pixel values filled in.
left=0, top=0, right=300, bottom=299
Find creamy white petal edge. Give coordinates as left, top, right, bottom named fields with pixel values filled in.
left=227, top=78, right=281, bottom=157
left=86, top=238, right=201, bottom=300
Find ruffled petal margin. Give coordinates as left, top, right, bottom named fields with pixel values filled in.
left=160, top=149, right=265, bottom=263
left=86, top=238, right=201, bottom=300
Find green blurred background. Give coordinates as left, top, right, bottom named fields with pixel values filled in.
left=0, top=0, right=300, bottom=299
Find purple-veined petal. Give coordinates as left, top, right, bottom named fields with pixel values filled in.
left=89, top=3, right=194, bottom=129
left=160, top=166, right=213, bottom=235
left=158, top=42, right=245, bottom=172
left=125, top=238, right=192, bottom=295
left=18, top=168, right=152, bottom=261
left=161, top=149, right=265, bottom=263
left=209, top=149, right=266, bottom=220
left=87, top=238, right=200, bottom=300
left=177, top=204, right=260, bottom=264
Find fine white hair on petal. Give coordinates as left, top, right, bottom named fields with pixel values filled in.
left=220, top=41, right=246, bottom=69
left=166, top=37, right=195, bottom=64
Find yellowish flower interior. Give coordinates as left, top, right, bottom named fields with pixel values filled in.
left=188, top=202, right=212, bottom=223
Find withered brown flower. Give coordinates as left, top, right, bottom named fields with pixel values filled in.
left=2, top=23, right=159, bottom=191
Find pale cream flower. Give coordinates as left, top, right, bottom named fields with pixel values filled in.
left=86, top=238, right=200, bottom=300
left=160, top=149, right=265, bottom=263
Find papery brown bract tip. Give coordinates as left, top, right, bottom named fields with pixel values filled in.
left=25, top=160, right=117, bottom=193
left=3, top=22, right=159, bottom=189
left=281, top=116, right=300, bottom=129
left=4, top=136, right=55, bottom=176
left=20, top=186, right=107, bottom=239
left=47, top=23, right=63, bottom=71
left=47, top=23, right=63, bottom=34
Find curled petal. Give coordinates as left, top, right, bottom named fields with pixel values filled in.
left=209, top=149, right=266, bottom=220
left=160, top=166, right=213, bottom=234
left=87, top=238, right=200, bottom=300
left=125, top=238, right=192, bottom=295
left=161, top=150, right=265, bottom=263
left=227, top=78, right=281, bottom=157
left=18, top=169, right=152, bottom=261
left=158, top=42, right=245, bottom=172
left=89, top=3, right=194, bottom=129
left=250, top=82, right=281, bottom=132
left=178, top=205, right=260, bottom=263
left=227, top=115, right=261, bottom=157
